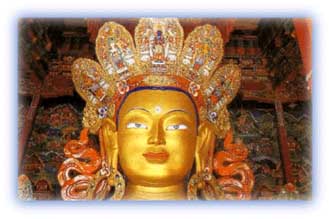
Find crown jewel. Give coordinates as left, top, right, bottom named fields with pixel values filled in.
left=72, top=18, right=241, bottom=137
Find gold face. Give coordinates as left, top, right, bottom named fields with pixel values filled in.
left=117, top=89, right=198, bottom=187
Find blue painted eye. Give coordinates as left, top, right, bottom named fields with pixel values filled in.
left=166, top=124, right=188, bottom=131
left=126, top=122, right=148, bottom=129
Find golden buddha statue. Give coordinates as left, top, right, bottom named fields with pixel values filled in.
left=57, top=18, right=254, bottom=200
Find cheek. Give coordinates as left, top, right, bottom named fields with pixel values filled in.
left=165, top=131, right=196, bottom=163
left=118, top=130, right=149, bottom=152
left=117, top=130, right=149, bottom=164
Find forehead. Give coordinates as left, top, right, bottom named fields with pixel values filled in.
left=118, top=89, right=196, bottom=115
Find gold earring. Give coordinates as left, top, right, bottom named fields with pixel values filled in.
left=88, top=161, right=125, bottom=200
left=187, top=167, right=223, bottom=200
left=107, top=167, right=125, bottom=200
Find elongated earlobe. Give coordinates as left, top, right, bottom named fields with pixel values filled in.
left=99, top=118, right=118, bottom=170
left=195, top=121, right=216, bottom=174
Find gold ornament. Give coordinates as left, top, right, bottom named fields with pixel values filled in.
left=187, top=168, right=224, bottom=200
left=58, top=18, right=253, bottom=201
left=71, top=18, right=241, bottom=137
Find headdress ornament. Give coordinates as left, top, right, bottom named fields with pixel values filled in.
left=72, top=18, right=241, bottom=137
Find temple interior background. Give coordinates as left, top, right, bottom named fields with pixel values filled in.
left=18, top=18, right=312, bottom=200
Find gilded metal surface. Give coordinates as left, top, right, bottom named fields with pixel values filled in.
left=58, top=18, right=253, bottom=200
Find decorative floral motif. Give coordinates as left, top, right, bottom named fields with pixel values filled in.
left=18, top=174, right=34, bottom=200
left=97, top=106, right=108, bottom=118
left=188, top=81, right=200, bottom=97
left=116, top=80, right=129, bottom=94
left=213, top=130, right=254, bottom=200
left=71, top=18, right=241, bottom=137
left=20, top=104, right=84, bottom=199
left=208, top=111, right=218, bottom=123
left=180, top=24, right=223, bottom=85
left=58, top=128, right=125, bottom=200
left=135, top=18, right=184, bottom=74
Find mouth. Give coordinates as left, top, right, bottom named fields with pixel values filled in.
left=142, top=148, right=169, bottom=163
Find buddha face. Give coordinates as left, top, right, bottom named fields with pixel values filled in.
left=117, top=88, right=198, bottom=187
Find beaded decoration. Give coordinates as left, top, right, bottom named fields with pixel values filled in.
left=72, top=18, right=241, bottom=137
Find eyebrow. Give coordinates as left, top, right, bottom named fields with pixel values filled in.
left=163, top=109, right=190, bottom=116
left=126, top=107, right=152, bottom=114
left=126, top=108, right=190, bottom=116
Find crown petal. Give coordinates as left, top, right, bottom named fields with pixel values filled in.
left=205, top=63, right=241, bottom=112
left=214, top=107, right=231, bottom=138
left=135, top=18, right=184, bottom=74
left=72, top=58, right=114, bottom=106
left=96, top=22, right=139, bottom=81
left=82, top=103, right=103, bottom=134
left=72, top=18, right=242, bottom=138
left=179, top=24, right=223, bottom=86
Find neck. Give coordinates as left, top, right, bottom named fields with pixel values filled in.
left=123, top=182, right=186, bottom=200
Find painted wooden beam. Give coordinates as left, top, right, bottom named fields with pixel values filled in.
left=18, top=94, right=41, bottom=173
left=293, top=18, right=312, bottom=76
left=274, top=93, right=294, bottom=183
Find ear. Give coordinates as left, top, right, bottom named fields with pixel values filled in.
left=99, top=118, right=118, bottom=170
left=195, top=121, right=216, bottom=174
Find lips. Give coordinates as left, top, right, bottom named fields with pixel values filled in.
left=143, top=148, right=169, bottom=163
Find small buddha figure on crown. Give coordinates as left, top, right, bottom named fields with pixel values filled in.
left=57, top=18, right=254, bottom=200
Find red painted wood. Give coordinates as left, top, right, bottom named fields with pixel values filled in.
left=218, top=19, right=235, bottom=45
left=18, top=94, right=41, bottom=173
left=241, top=80, right=267, bottom=90
left=293, top=18, right=312, bottom=75
left=274, top=95, right=294, bottom=183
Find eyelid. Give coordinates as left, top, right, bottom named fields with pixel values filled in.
left=166, top=124, right=188, bottom=131
left=126, top=122, right=148, bottom=129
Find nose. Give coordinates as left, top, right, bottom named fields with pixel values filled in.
left=147, top=120, right=166, bottom=145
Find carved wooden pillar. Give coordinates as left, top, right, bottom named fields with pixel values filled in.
left=293, top=18, right=312, bottom=76
left=18, top=93, right=41, bottom=173
left=86, top=19, right=103, bottom=44
left=293, top=18, right=312, bottom=91
left=218, top=19, right=235, bottom=45
left=274, top=96, right=294, bottom=183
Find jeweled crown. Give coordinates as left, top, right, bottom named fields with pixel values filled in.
left=72, top=18, right=241, bottom=137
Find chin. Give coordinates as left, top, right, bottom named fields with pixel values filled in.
left=130, top=177, right=185, bottom=187
left=125, top=168, right=188, bottom=186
